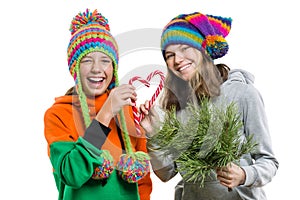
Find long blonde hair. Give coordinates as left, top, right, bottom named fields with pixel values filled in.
left=160, top=51, right=230, bottom=111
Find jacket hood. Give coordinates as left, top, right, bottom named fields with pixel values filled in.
left=227, top=69, right=255, bottom=84
left=53, top=92, right=109, bottom=112
left=54, top=95, right=74, bottom=105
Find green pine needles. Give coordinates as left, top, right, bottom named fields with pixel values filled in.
left=150, top=98, right=257, bottom=187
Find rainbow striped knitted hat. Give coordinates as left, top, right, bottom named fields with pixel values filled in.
left=67, top=8, right=118, bottom=89
left=161, top=12, right=232, bottom=60
left=67, top=9, right=119, bottom=127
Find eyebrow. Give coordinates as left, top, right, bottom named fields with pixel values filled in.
left=165, top=44, right=186, bottom=54
left=99, top=55, right=110, bottom=59
left=83, top=55, right=110, bottom=59
left=165, top=51, right=173, bottom=54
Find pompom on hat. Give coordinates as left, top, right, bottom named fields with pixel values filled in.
left=161, top=12, right=232, bottom=60
left=67, top=9, right=119, bottom=127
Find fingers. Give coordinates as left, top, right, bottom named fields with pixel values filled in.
left=216, top=167, right=230, bottom=179
left=216, top=168, right=233, bottom=189
left=111, top=84, right=137, bottom=105
left=216, top=163, right=246, bottom=189
left=139, top=103, right=161, bottom=136
left=108, top=84, right=138, bottom=115
left=140, top=100, right=150, bottom=115
left=217, top=170, right=232, bottom=182
left=216, top=163, right=233, bottom=175
left=140, top=103, right=159, bottom=126
left=118, top=84, right=137, bottom=99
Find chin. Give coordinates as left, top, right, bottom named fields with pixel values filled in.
left=179, top=75, right=191, bottom=81
left=84, top=88, right=106, bottom=97
left=94, top=90, right=106, bottom=96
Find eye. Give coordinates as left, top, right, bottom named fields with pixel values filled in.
left=165, top=53, right=175, bottom=60
left=101, top=59, right=111, bottom=63
left=80, top=58, right=93, bottom=63
left=100, top=59, right=112, bottom=66
left=182, top=46, right=190, bottom=51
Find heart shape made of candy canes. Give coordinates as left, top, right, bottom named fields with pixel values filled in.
left=129, top=70, right=165, bottom=136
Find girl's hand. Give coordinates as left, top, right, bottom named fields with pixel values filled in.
left=216, top=162, right=246, bottom=190
left=96, top=84, right=137, bottom=126
left=139, top=100, right=159, bottom=136
left=108, top=84, right=137, bottom=114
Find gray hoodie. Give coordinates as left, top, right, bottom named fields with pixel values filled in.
left=147, top=69, right=279, bottom=200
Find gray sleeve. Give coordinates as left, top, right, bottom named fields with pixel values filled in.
left=147, top=140, right=178, bottom=182
left=83, top=119, right=111, bottom=149
left=240, top=85, right=279, bottom=187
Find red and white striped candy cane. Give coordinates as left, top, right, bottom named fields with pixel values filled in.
left=138, top=70, right=165, bottom=121
left=128, top=76, right=150, bottom=88
left=128, top=70, right=165, bottom=136
left=128, top=76, right=150, bottom=136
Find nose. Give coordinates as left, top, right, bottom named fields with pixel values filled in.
left=91, top=60, right=104, bottom=73
left=174, top=53, right=184, bottom=64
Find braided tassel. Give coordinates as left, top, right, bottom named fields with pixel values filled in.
left=114, top=71, right=150, bottom=183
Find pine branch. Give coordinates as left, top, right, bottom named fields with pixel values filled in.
left=151, top=98, right=258, bottom=187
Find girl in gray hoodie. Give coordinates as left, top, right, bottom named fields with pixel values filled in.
left=139, top=11, right=279, bottom=200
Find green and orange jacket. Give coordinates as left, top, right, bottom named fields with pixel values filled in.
left=44, top=91, right=152, bottom=200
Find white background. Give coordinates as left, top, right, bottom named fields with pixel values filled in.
left=1, top=0, right=299, bottom=199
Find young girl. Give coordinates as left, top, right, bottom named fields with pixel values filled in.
left=44, top=9, right=152, bottom=200
left=140, top=12, right=278, bottom=200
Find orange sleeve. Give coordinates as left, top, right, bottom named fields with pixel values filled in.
left=44, top=104, right=81, bottom=156
left=138, top=172, right=152, bottom=200
left=136, top=135, right=152, bottom=200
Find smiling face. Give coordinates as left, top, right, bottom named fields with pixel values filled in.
left=164, top=44, right=203, bottom=81
left=79, top=51, right=114, bottom=97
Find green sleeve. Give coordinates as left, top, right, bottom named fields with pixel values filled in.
left=50, top=137, right=105, bottom=189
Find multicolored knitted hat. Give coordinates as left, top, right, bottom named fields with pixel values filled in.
left=67, top=8, right=119, bottom=127
left=161, top=12, right=232, bottom=60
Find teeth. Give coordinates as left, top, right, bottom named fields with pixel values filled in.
left=179, top=64, right=190, bottom=71
left=89, top=77, right=104, bottom=82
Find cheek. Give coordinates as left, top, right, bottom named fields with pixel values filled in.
left=79, top=65, right=90, bottom=78
left=194, top=51, right=204, bottom=64
left=166, top=60, right=175, bottom=70
left=106, top=66, right=114, bottom=80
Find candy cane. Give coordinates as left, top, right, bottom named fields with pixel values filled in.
left=128, top=76, right=150, bottom=136
left=128, top=76, right=150, bottom=88
left=139, top=70, right=165, bottom=121
left=128, top=70, right=165, bottom=136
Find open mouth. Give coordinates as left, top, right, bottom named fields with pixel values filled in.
left=88, top=77, right=104, bottom=84
left=178, top=64, right=191, bottom=72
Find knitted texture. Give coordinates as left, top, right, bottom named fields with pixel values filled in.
left=116, top=152, right=150, bottom=183
left=161, top=12, right=232, bottom=60
left=92, top=150, right=114, bottom=180
left=114, top=74, right=151, bottom=183
left=67, top=8, right=119, bottom=127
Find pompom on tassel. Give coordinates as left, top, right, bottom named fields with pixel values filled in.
left=116, top=151, right=150, bottom=183
left=115, top=74, right=151, bottom=183
left=92, top=150, right=114, bottom=180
